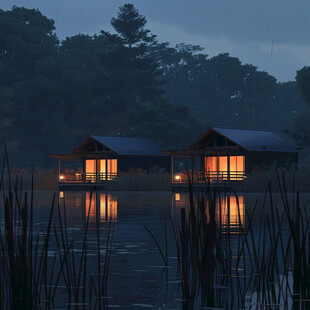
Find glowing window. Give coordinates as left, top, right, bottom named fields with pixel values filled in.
left=205, top=157, right=217, bottom=173
left=85, top=160, right=96, bottom=182
left=218, top=156, right=228, bottom=180
left=99, top=159, right=117, bottom=180
left=86, top=160, right=96, bottom=173
left=107, top=159, right=117, bottom=180
left=205, top=156, right=228, bottom=180
left=229, top=156, right=245, bottom=180
left=99, top=159, right=106, bottom=180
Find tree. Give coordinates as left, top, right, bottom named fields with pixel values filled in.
left=150, top=46, right=278, bottom=129
left=0, top=6, right=58, bottom=86
left=107, top=4, right=164, bottom=107
left=0, top=87, right=15, bottom=142
left=111, top=3, right=155, bottom=48
left=0, top=6, right=59, bottom=165
left=283, top=68, right=310, bottom=151
left=296, top=66, right=310, bottom=106
left=287, top=67, right=310, bottom=150
left=0, top=5, right=305, bottom=167
left=128, top=100, right=203, bottom=148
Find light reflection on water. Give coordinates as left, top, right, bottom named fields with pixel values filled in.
left=218, top=195, right=245, bottom=233
left=56, top=191, right=176, bottom=308
left=1, top=190, right=308, bottom=308
left=172, top=192, right=245, bottom=233
left=84, top=192, right=118, bottom=223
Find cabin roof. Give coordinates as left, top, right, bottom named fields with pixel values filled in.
left=192, top=127, right=298, bottom=153
left=90, top=136, right=165, bottom=156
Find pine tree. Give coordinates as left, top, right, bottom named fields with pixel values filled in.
left=108, top=3, right=164, bottom=106
left=111, top=3, right=155, bottom=48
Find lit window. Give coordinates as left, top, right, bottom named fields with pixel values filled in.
left=205, top=156, right=228, bottom=181
left=229, top=156, right=245, bottom=180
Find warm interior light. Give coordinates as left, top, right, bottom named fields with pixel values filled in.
left=59, top=175, right=65, bottom=180
left=59, top=191, right=64, bottom=199
left=175, top=175, right=181, bottom=180
left=175, top=193, right=181, bottom=201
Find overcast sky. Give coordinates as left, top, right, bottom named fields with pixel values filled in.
left=2, top=0, right=310, bottom=82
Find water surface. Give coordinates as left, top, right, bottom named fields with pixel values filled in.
left=1, top=190, right=308, bottom=308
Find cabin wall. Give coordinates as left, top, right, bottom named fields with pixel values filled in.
left=246, top=151, right=298, bottom=173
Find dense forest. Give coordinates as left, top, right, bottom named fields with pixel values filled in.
left=0, top=4, right=309, bottom=167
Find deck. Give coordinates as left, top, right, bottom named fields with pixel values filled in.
left=58, top=172, right=118, bottom=191
left=171, top=171, right=246, bottom=192
left=59, top=172, right=118, bottom=183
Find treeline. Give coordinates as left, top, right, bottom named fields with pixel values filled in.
left=0, top=4, right=307, bottom=167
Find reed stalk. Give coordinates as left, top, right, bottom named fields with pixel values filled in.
left=171, top=171, right=310, bottom=309
left=0, top=150, right=114, bottom=309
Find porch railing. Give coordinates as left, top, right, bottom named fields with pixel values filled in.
left=59, top=172, right=118, bottom=183
left=173, top=171, right=246, bottom=183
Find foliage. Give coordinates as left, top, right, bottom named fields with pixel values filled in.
left=296, top=66, right=310, bottom=106
left=127, top=100, right=203, bottom=147
left=0, top=5, right=306, bottom=167
left=111, top=3, right=155, bottom=47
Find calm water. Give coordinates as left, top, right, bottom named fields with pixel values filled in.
left=1, top=190, right=308, bottom=308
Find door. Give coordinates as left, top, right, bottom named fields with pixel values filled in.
left=85, top=160, right=96, bottom=182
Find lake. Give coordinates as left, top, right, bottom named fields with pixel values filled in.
left=0, top=190, right=308, bottom=309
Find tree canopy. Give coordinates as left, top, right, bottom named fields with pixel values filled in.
left=296, top=66, right=310, bottom=106
left=0, top=4, right=307, bottom=167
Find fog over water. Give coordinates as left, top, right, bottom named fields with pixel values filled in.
left=2, top=0, right=310, bottom=81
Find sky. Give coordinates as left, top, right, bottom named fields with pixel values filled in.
left=2, top=0, right=310, bottom=82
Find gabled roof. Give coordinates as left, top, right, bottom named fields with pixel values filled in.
left=89, top=136, right=165, bottom=156
left=193, top=127, right=298, bottom=153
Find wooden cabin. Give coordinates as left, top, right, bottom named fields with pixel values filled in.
left=50, top=136, right=169, bottom=186
left=167, top=127, right=298, bottom=186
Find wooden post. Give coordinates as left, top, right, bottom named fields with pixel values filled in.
left=106, top=159, right=108, bottom=181
left=228, top=156, right=230, bottom=181
left=95, top=159, right=98, bottom=183
left=82, top=159, right=85, bottom=182
left=58, top=159, right=60, bottom=180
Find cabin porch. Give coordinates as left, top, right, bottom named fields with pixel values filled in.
left=52, top=155, right=119, bottom=184
left=170, top=152, right=247, bottom=185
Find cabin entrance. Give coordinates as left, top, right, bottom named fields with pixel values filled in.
left=85, top=159, right=118, bottom=182
left=205, top=155, right=245, bottom=181
left=57, top=158, right=118, bottom=183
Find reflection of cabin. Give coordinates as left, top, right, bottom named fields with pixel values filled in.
left=58, top=191, right=118, bottom=223
left=85, top=192, right=118, bottom=223
left=50, top=136, right=169, bottom=188
left=173, top=192, right=245, bottom=233
left=167, top=127, right=298, bottom=187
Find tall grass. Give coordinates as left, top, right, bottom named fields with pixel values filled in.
left=1, top=168, right=58, bottom=190
left=171, top=172, right=310, bottom=309
left=236, top=167, right=310, bottom=193
left=0, top=151, right=114, bottom=309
